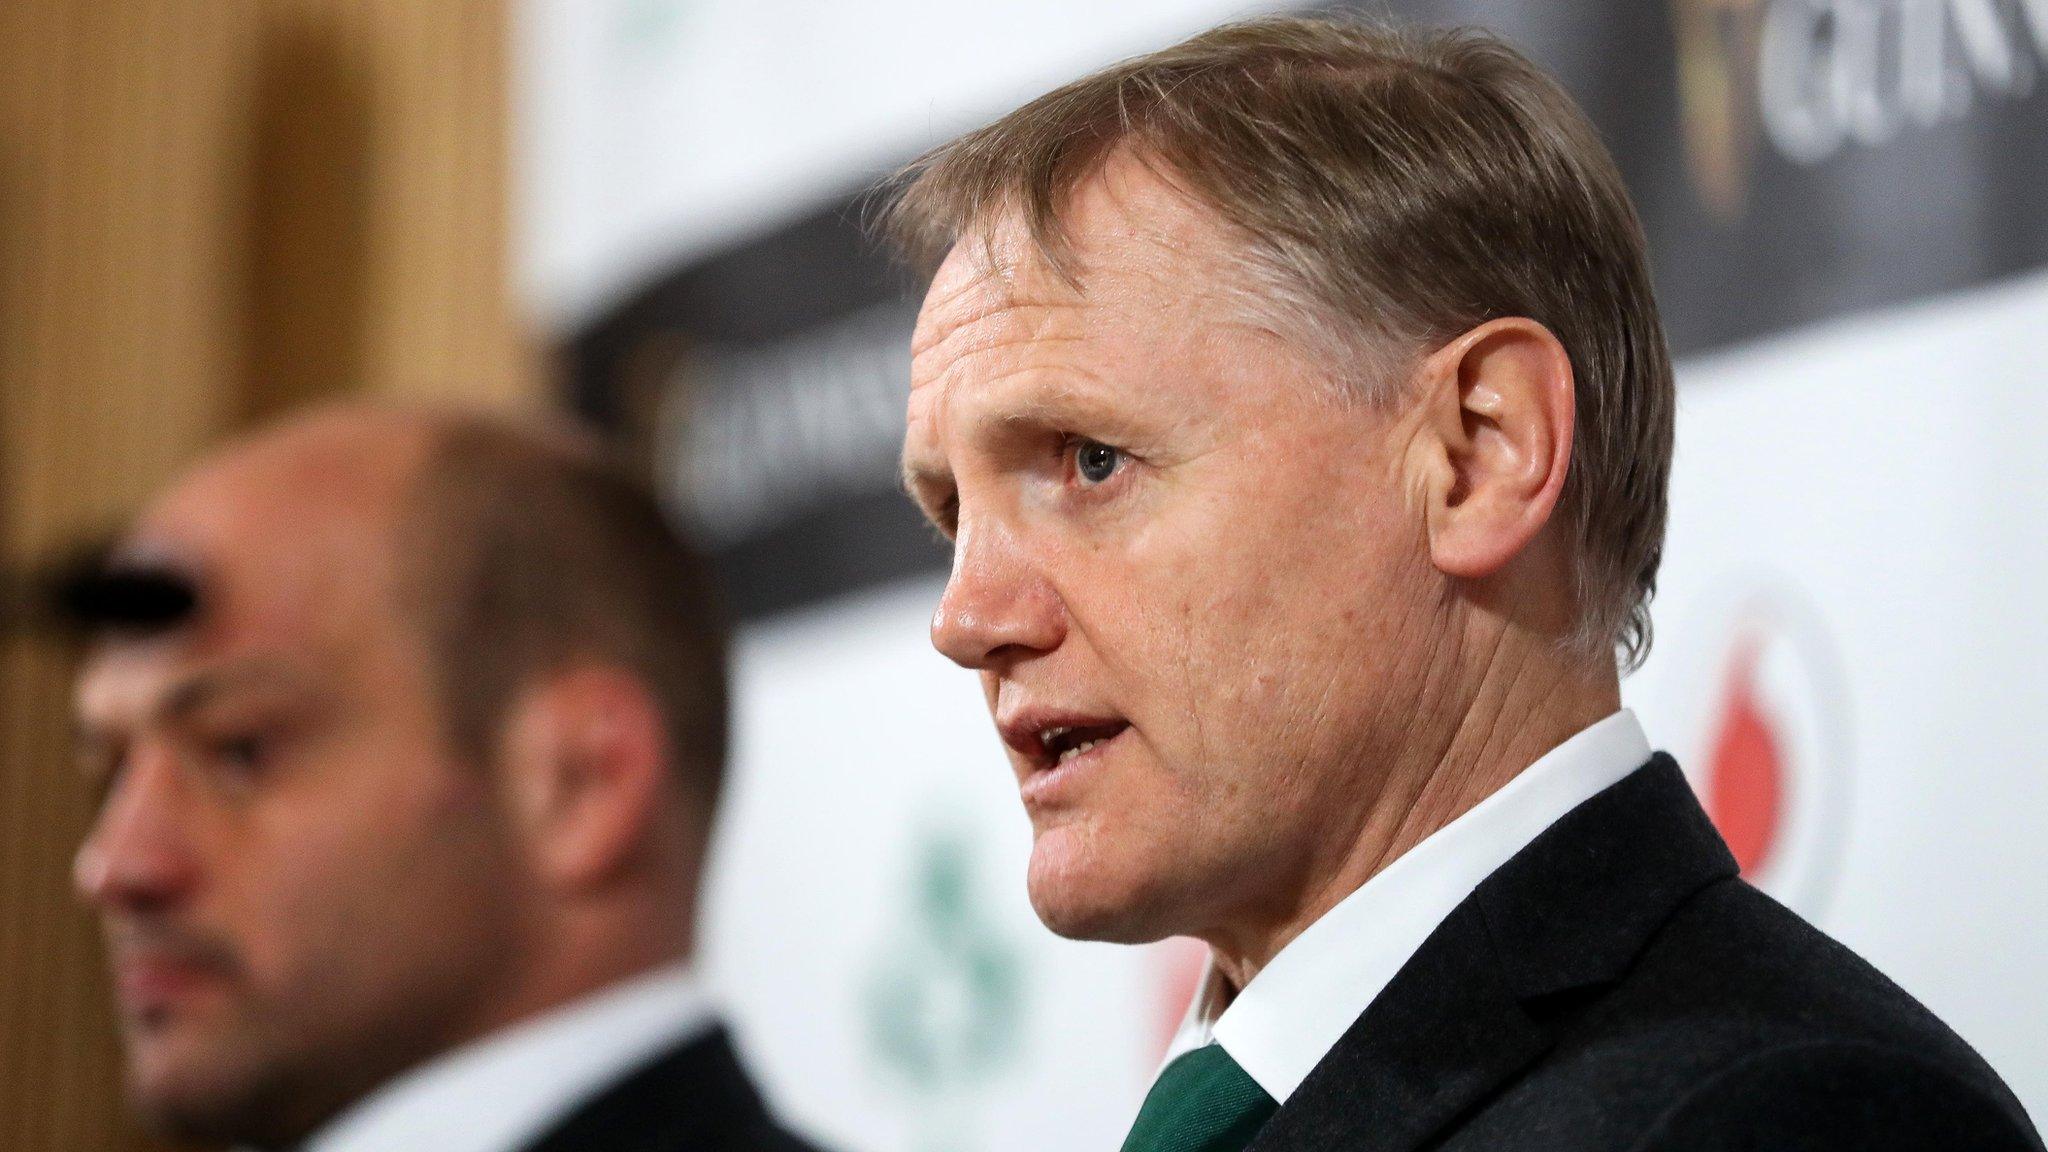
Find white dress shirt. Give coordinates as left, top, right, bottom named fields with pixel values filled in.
left=292, top=961, right=717, bottom=1152
left=1158, top=709, right=1653, bottom=1104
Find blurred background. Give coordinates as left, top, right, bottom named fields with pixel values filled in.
left=3, top=1, right=2044, bottom=1149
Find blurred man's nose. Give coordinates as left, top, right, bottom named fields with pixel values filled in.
left=930, top=518, right=1066, bottom=670
left=74, top=745, right=201, bottom=912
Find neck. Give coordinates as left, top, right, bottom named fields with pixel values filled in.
left=503, top=896, right=695, bottom=1034
left=1204, top=623, right=1619, bottom=994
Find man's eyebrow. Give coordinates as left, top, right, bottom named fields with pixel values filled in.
left=157, top=661, right=308, bottom=722
left=69, top=659, right=310, bottom=782
left=899, top=460, right=956, bottom=522
left=901, top=448, right=952, bottom=486
left=985, top=377, right=1158, bottom=441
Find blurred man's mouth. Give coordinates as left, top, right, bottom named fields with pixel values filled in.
left=107, top=935, right=238, bottom=1025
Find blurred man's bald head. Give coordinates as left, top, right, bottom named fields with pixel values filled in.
left=115, top=407, right=439, bottom=661
left=118, top=403, right=727, bottom=810
left=71, top=402, right=728, bottom=1147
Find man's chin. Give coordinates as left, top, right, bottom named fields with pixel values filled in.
left=1024, top=836, right=1182, bottom=944
left=124, top=1033, right=311, bottom=1149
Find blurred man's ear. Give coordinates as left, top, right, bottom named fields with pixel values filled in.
left=1405, top=316, right=1575, bottom=582
left=497, top=665, right=670, bottom=891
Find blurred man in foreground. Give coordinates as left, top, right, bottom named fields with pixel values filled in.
left=892, top=15, right=2043, bottom=1152
left=68, top=406, right=821, bottom=1152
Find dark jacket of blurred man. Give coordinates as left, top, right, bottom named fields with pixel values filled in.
left=69, top=406, right=824, bottom=1152
left=890, top=14, right=2043, bottom=1152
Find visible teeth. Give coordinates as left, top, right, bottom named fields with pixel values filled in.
left=1040, top=726, right=1070, bottom=746
left=1057, top=738, right=1102, bottom=764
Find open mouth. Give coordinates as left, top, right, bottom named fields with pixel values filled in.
left=997, top=706, right=1134, bottom=778
left=1033, top=720, right=1130, bottom=770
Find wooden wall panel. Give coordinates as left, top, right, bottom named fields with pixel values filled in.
left=1, top=6, right=248, bottom=1148
left=0, top=2, right=536, bottom=1148
left=244, top=0, right=537, bottom=414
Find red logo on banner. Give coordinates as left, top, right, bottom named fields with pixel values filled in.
left=1704, top=636, right=1785, bottom=876
left=1654, top=585, right=1850, bottom=914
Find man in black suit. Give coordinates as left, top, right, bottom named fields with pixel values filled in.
left=889, top=13, right=2042, bottom=1151
left=68, top=406, right=820, bottom=1152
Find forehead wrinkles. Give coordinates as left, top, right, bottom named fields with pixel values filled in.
left=933, top=289, right=1259, bottom=402
left=907, top=167, right=1288, bottom=465
left=909, top=257, right=1090, bottom=464
left=910, top=249, right=1222, bottom=403
left=912, top=303, right=1092, bottom=410
left=911, top=158, right=1236, bottom=374
left=912, top=240, right=1071, bottom=370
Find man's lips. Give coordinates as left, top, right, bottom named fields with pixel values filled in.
left=107, top=941, right=236, bottom=1018
left=997, top=708, right=1133, bottom=774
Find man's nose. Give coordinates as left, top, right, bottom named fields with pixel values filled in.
left=931, top=520, right=1066, bottom=671
left=74, top=746, right=201, bottom=913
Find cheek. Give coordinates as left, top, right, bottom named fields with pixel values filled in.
left=1114, top=474, right=1427, bottom=769
left=235, top=767, right=510, bottom=996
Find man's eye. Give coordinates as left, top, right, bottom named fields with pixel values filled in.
left=1073, top=439, right=1123, bottom=485
left=208, top=734, right=270, bottom=779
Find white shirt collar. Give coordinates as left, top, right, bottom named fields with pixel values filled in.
left=293, top=961, right=717, bottom=1152
left=1159, top=709, right=1651, bottom=1104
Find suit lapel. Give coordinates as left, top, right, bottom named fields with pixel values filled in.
left=1251, top=756, right=1738, bottom=1152
left=1246, top=897, right=1551, bottom=1152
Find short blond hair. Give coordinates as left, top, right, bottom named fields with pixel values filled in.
left=883, top=14, right=1674, bottom=669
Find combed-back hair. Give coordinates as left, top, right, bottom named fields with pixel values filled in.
left=398, top=416, right=729, bottom=823
left=882, top=13, right=1674, bottom=669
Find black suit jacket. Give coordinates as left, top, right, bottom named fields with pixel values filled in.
left=519, top=1026, right=826, bottom=1152
left=1250, top=755, right=2044, bottom=1152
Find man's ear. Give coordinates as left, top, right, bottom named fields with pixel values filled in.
left=496, top=665, right=670, bottom=892
left=1406, top=316, right=1575, bottom=580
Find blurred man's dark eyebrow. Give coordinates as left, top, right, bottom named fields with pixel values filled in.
left=157, top=660, right=309, bottom=722
left=68, top=659, right=306, bottom=777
